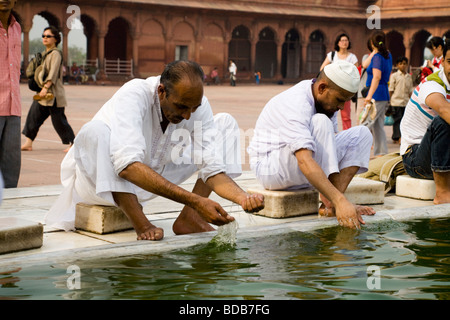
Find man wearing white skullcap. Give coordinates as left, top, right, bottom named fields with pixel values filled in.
left=248, top=60, right=375, bottom=229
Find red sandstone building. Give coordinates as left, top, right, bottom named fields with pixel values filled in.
left=15, top=0, right=450, bottom=82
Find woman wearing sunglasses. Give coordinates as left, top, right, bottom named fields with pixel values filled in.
left=21, top=26, right=75, bottom=152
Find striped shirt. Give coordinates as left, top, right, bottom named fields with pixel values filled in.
left=0, top=15, right=22, bottom=117
left=400, top=69, right=450, bottom=155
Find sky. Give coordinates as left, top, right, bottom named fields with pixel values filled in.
left=29, top=15, right=87, bottom=52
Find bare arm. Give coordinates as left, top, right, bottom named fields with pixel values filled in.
left=425, top=93, right=450, bottom=125
left=362, top=51, right=376, bottom=69
left=320, top=56, right=331, bottom=71
left=295, top=149, right=364, bottom=228
left=119, top=162, right=232, bottom=225
left=205, top=172, right=264, bottom=213
left=365, top=67, right=382, bottom=104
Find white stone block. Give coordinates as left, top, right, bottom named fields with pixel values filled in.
left=75, top=203, right=133, bottom=234
left=396, top=175, right=436, bottom=200
left=344, top=177, right=385, bottom=204
left=247, top=187, right=319, bottom=218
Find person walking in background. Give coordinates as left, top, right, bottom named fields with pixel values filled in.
left=320, top=33, right=358, bottom=130
left=21, top=26, right=75, bottom=153
left=229, top=60, right=237, bottom=86
left=388, top=56, right=413, bottom=144
left=0, top=0, right=22, bottom=188
left=362, top=31, right=393, bottom=157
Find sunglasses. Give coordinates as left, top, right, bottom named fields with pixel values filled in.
left=42, top=34, right=55, bottom=38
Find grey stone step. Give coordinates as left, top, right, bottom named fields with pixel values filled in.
left=0, top=217, right=43, bottom=255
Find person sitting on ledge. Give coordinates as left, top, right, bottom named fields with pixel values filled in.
left=248, top=61, right=376, bottom=229
left=45, top=60, right=264, bottom=240
left=400, top=41, right=450, bottom=205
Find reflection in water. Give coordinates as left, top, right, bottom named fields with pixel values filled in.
left=0, top=218, right=449, bottom=300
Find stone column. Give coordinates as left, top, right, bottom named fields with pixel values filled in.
left=132, top=32, right=141, bottom=77
left=61, top=28, right=69, bottom=65
left=97, top=30, right=106, bottom=70
left=275, top=38, right=283, bottom=80
left=250, top=37, right=257, bottom=74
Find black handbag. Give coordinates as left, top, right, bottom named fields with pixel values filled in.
left=361, top=86, right=370, bottom=98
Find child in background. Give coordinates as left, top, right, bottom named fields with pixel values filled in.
left=388, top=56, right=414, bottom=144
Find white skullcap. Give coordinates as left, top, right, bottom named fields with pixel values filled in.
left=323, top=61, right=360, bottom=93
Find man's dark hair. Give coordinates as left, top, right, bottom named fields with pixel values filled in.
left=426, top=36, right=444, bottom=50
left=160, top=60, right=204, bottom=97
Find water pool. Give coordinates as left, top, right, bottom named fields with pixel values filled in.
left=0, top=217, right=449, bottom=300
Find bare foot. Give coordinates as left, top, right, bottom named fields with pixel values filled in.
left=21, top=144, right=32, bottom=151
left=136, top=224, right=164, bottom=241
left=21, top=138, right=33, bottom=151
left=173, top=206, right=215, bottom=235
left=356, top=205, right=376, bottom=215
left=318, top=204, right=335, bottom=217
left=319, top=204, right=375, bottom=217
left=434, top=196, right=450, bottom=205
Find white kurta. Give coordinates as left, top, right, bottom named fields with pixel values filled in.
left=45, top=76, right=242, bottom=231
left=247, top=79, right=372, bottom=190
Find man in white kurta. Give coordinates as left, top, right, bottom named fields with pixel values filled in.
left=46, top=61, right=264, bottom=240
left=248, top=61, right=375, bottom=229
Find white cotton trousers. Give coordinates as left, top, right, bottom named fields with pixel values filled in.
left=45, top=113, right=242, bottom=231
left=252, top=113, right=373, bottom=190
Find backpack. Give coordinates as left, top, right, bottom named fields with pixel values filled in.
left=26, top=52, right=43, bottom=92
left=357, top=152, right=405, bottom=193
left=25, top=49, right=63, bottom=92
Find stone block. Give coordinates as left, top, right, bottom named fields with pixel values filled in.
left=396, top=175, right=436, bottom=200
left=75, top=203, right=133, bottom=234
left=0, top=218, right=43, bottom=255
left=344, top=177, right=385, bottom=204
left=247, top=187, right=319, bottom=218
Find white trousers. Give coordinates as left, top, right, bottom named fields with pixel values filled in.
left=45, top=113, right=242, bottom=231
left=253, top=113, right=373, bottom=190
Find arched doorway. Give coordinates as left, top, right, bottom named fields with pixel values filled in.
left=228, top=25, right=251, bottom=73
left=306, top=30, right=325, bottom=74
left=29, top=12, right=60, bottom=56
left=410, top=30, right=431, bottom=67
left=255, top=27, right=277, bottom=79
left=79, top=14, right=97, bottom=62
left=105, top=17, right=132, bottom=61
left=281, top=28, right=301, bottom=79
left=386, top=30, right=405, bottom=65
